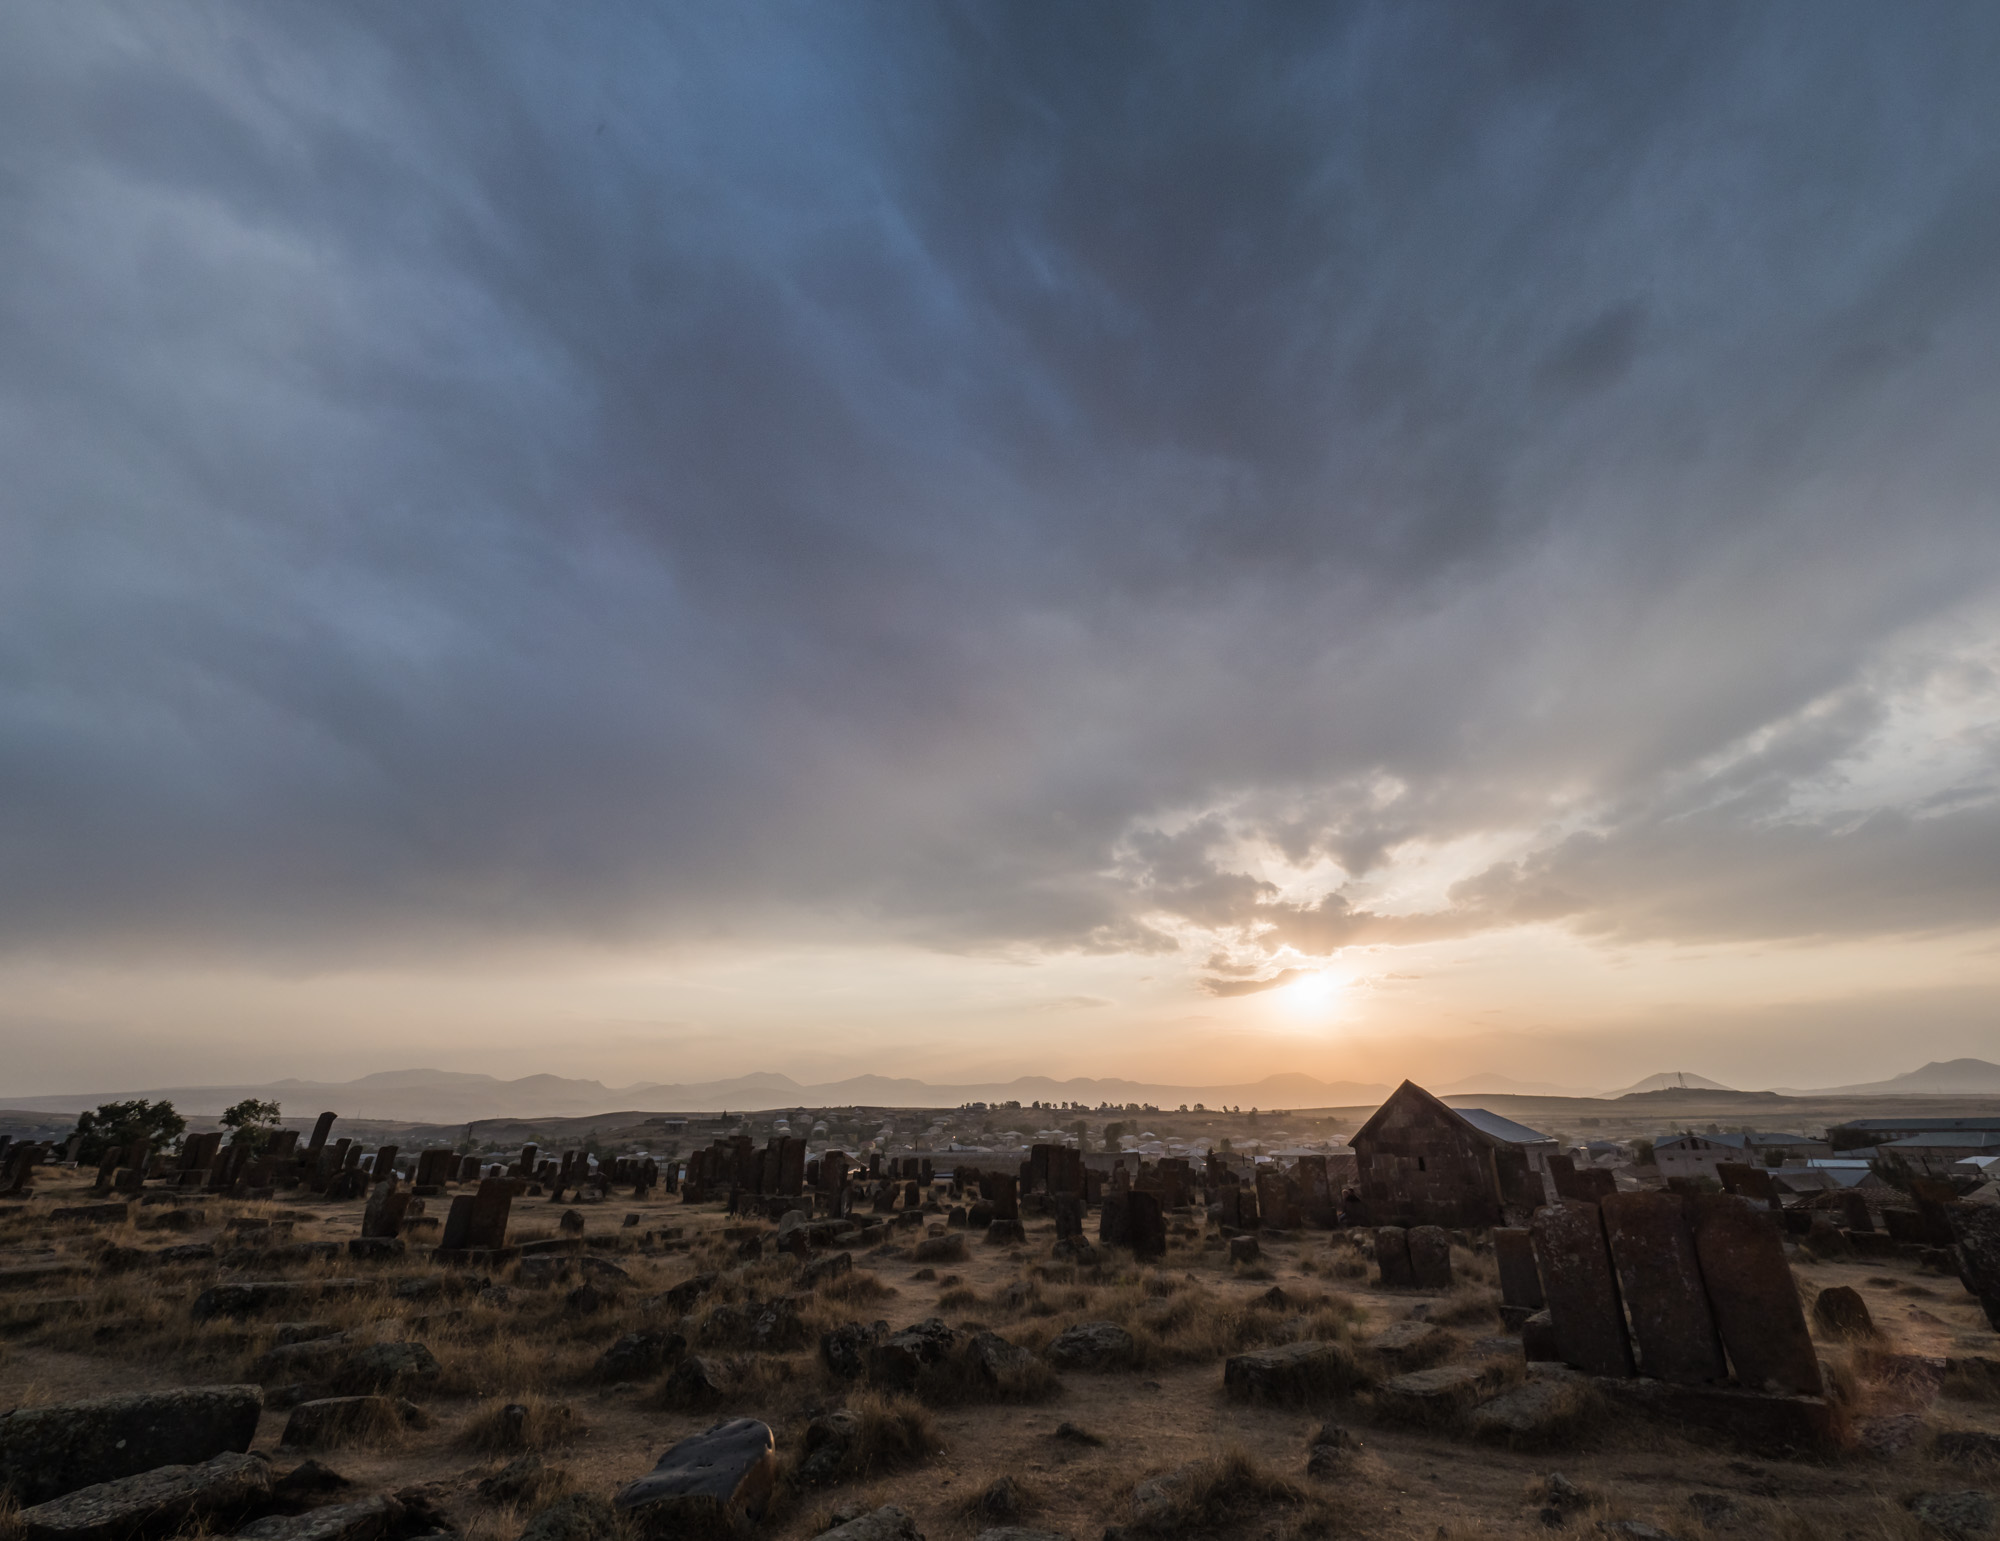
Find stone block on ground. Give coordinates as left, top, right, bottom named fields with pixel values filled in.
left=1228, top=1235, right=1259, bottom=1265
left=1045, top=1321, right=1135, bottom=1370
left=597, top=1330, right=685, bottom=1382
left=1374, top=1227, right=1414, bottom=1288
left=1365, top=1319, right=1457, bottom=1371
left=331, top=1341, right=441, bottom=1393
left=517, top=1494, right=620, bottom=1541
left=1469, top=1368, right=1594, bottom=1447
left=280, top=1396, right=423, bottom=1449
left=613, top=1418, right=777, bottom=1539
left=1373, top=1362, right=1503, bottom=1424
left=801, top=1251, right=851, bottom=1289
left=0, top=1386, right=264, bottom=1506
left=660, top=1354, right=733, bottom=1406
left=1222, top=1339, right=1367, bottom=1403
left=1949, top=1205, right=2000, bottom=1331
left=15, top=1451, right=270, bottom=1541
left=1522, top=1309, right=1561, bottom=1362
left=913, top=1234, right=966, bottom=1264
left=869, top=1318, right=957, bottom=1389
left=1493, top=1227, right=1546, bottom=1310
left=1811, top=1285, right=1878, bottom=1340
left=1908, top=1492, right=1998, bottom=1540
left=1594, top=1377, right=1835, bottom=1452
left=969, top=1331, right=1039, bottom=1383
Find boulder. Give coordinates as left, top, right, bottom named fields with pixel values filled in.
left=333, top=1341, right=441, bottom=1393
left=869, top=1318, right=957, bottom=1389
left=985, top=1219, right=1026, bottom=1246
left=1222, top=1340, right=1367, bottom=1404
left=234, top=1497, right=403, bottom=1541
left=517, top=1494, right=620, bottom=1541
left=280, top=1396, right=423, bottom=1449
left=1228, top=1236, right=1260, bottom=1265
left=1934, top=1431, right=2000, bottom=1467
left=477, top=1454, right=563, bottom=1505
left=274, top=1323, right=342, bottom=1347
left=801, top=1252, right=852, bottom=1289
left=662, top=1273, right=719, bottom=1315
left=1044, top=1321, right=1134, bottom=1371
left=191, top=1281, right=367, bottom=1322
left=747, top=1298, right=808, bottom=1352
left=614, top=1418, right=777, bottom=1539
left=793, top=1411, right=861, bottom=1486
left=15, top=1451, right=270, bottom=1541
left=1373, top=1363, right=1500, bottom=1424
left=0, top=1386, right=264, bottom=1505
left=1811, top=1285, right=1879, bottom=1341
left=659, top=1355, right=732, bottom=1407
left=969, top=1331, right=1039, bottom=1383
left=818, top=1507, right=921, bottom=1541
left=820, top=1320, right=888, bottom=1381
left=597, top=1330, right=684, bottom=1383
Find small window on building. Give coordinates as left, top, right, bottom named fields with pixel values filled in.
left=1417, top=1156, right=1427, bottom=1172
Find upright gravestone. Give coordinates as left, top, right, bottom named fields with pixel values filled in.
left=1716, top=1162, right=1781, bottom=1211
left=1407, top=1225, right=1454, bottom=1289
left=441, top=1193, right=476, bottom=1250
left=1840, top=1190, right=1875, bottom=1234
left=990, top=1174, right=1020, bottom=1222
left=1492, top=1227, right=1546, bottom=1310
left=1949, top=1205, right=2000, bottom=1331
left=361, top=1178, right=411, bottom=1239
left=307, top=1112, right=336, bottom=1153
left=1530, top=1200, right=1635, bottom=1378
left=1128, top=1190, right=1166, bottom=1259
left=465, top=1176, right=514, bottom=1250
left=1687, top=1195, right=1822, bottom=1395
left=372, top=1146, right=399, bottom=1183
left=1054, top=1194, right=1084, bottom=1241
left=1600, top=1191, right=1726, bottom=1385
left=1374, top=1226, right=1415, bottom=1288
left=1098, top=1193, right=1130, bottom=1247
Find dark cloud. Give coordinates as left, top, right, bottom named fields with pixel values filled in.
left=3, top=4, right=2000, bottom=966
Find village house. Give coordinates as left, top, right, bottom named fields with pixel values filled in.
left=1879, top=1130, right=2000, bottom=1176
left=1349, top=1080, right=1555, bottom=1227
left=1650, top=1130, right=1828, bottom=1181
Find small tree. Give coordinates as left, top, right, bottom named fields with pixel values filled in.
left=220, top=1098, right=284, bottom=1152
left=70, top=1100, right=185, bottom=1165
left=1629, top=1137, right=1656, bottom=1168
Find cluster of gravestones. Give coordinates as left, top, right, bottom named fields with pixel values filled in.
left=1372, top=1224, right=1458, bottom=1289
left=1491, top=1193, right=1825, bottom=1398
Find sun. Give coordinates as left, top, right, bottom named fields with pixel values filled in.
left=1280, top=970, right=1340, bottom=1009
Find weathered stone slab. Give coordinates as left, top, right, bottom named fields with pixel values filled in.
left=1810, top=1284, right=1878, bottom=1340
left=465, top=1177, right=514, bottom=1249
left=191, top=1281, right=369, bottom=1322
left=1950, top=1204, right=2000, bottom=1331
left=0, top=1386, right=263, bottom=1505
left=280, top=1396, right=422, bottom=1449
left=1594, top=1376, right=1835, bottom=1452
left=1530, top=1200, right=1633, bottom=1378
left=1407, top=1226, right=1453, bottom=1289
left=1469, top=1369, right=1592, bottom=1447
left=613, top=1417, right=777, bottom=1539
left=1374, top=1363, right=1500, bottom=1423
left=1493, top=1227, right=1545, bottom=1310
left=1365, top=1319, right=1456, bottom=1370
left=235, top=1496, right=401, bottom=1541
left=1600, top=1191, right=1725, bottom=1385
left=16, top=1451, right=269, bottom=1541
left=1374, top=1227, right=1414, bottom=1287
left=1222, top=1340, right=1366, bottom=1403
left=1687, top=1195, right=1821, bottom=1396
left=1127, top=1191, right=1166, bottom=1259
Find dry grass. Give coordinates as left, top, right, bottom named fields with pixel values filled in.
left=1122, top=1444, right=1339, bottom=1540
left=458, top=1393, right=586, bottom=1454
left=1428, top=1286, right=1501, bottom=1328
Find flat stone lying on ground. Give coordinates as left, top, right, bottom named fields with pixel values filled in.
left=1223, top=1340, right=1366, bottom=1403
left=819, top=1506, right=922, bottom=1541
left=614, top=1417, right=777, bottom=1540
left=234, top=1496, right=402, bottom=1541
left=1366, top=1320, right=1456, bottom=1370
left=280, top=1396, right=424, bottom=1450
left=517, top=1494, right=620, bottom=1541
left=1044, top=1321, right=1134, bottom=1370
left=1469, top=1368, right=1593, bottom=1446
left=1373, top=1363, right=1502, bottom=1423
left=15, top=1451, right=270, bottom=1541
left=0, top=1386, right=265, bottom=1506
left=1909, top=1491, right=1999, bottom=1540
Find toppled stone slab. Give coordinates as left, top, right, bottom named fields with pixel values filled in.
left=1222, top=1340, right=1367, bottom=1404
left=800, top=1252, right=851, bottom=1290
left=1366, top=1320, right=1457, bottom=1370
left=234, top=1496, right=402, bottom=1541
left=192, top=1281, right=370, bottom=1322
left=280, top=1396, right=423, bottom=1450
left=1934, top=1431, right=2000, bottom=1467
left=659, top=1354, right=733, bottom=1407
left=1373, top=1363, right=1502, bottom=1424
left=16, top=1451, right=270, bottom=1541
left=819, top=1507, right=921, bottom=1541
left=49, top=1204, right=133, bottom=1226
left=1469, top=1369, right=1594, bottom=1447
left=1044, top=1321, right=1134, bottom=1371
left=913, top=1234, right=966, bottom=1263
left=0, top=1386, right=264, bottom=1505
left=614, top=1418, right=776, bottom=1539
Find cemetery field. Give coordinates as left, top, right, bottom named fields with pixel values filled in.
left=4, top=1173, right=2000, bottom=1541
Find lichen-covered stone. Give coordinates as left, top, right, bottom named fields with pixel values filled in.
left=614, top=1418, right=776, bottom=1540
left=16, top=1451, right=270, bottom=1541
left=0, top=1386, right=264, bottom=1506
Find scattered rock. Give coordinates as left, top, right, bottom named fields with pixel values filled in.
left=659, top=1354, right=732, bottom=1407
left=749, top=1297, right=809, bottom=1351
left=1052, top=1422, right=1103, bottom=1446
left=274, top=1323, right=342, bottom=1347
left=967, top=1477, right=1033, bottom=1521
left=1044, top=1321, right=1134, bottom=1371
left=334, top=1341, right=441, bottom=1393
left=1469, top=1372, right=1591, bottom=1447
left=818, top=1506, right=921, bottom=1541
left=821, top=1321, right=888, bottom=1381
left=0, top=1386, right=265, bottom=1505
left=1685, top=1494, right=1734, bottom=1525
left=280, top=1396, right=423, bottom=1449
left=597, top=1329, right=685, bottom=1383
left=1935, top=1431, right=2000, bottom=1467
left=1048, top=1239, right=1099, bottom=1266
left=801, top=1252, right=852, bottom=1290
left=663, top=1273, right=719, bottom=1315
left=517, top=1494, right=619, bottom=1541
left=1910, top=1492, right=2000, bottom=1540
left=614, top=1418, right=777, bottom=1538
left=914, top=1234, right=967, bottom=1264
left=870, top=1318, right=957, bottom=1389
left=969, top=1331, right=1038, bottom=1382
left=985, top=1219, right=1026, bottom=1246
left=274, top=1460, right=350, bottom=1498
left=1228, top=1236, right=1260, bottom=1265
left=478, top=1454, right=567, bottom=1505
left=1367, top=1319, right=1457, bottom=1370
left=559, top=1210, right=585, bottom=1234
left=794, top=1411, right=861, bottom=1486
left=14, top=1450, right=270, bottom=1541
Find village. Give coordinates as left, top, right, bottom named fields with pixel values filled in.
left=4, top=1078, right=2000, bottom=1541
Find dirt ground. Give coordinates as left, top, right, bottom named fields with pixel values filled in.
left=4, top=1175, right=1999, bottom=1541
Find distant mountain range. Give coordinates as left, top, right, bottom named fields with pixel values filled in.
left=0, top=1067, right=1393, bottom=1123
left=8, top=1058, right=2000, bottom=1123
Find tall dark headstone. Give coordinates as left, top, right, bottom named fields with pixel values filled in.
left=1601, top=1191, right=1726, bottom=1385
left=1530, top=1200, right=1635, bottom=1378
left=1840, top=1190, right=1875, bottom=1234
left=990, top=1174, right=1020, bottom=1222
left=1128, top=1190, right=1166, bottom=1259
left=1949, top=1204, right=2000, bottom=1331
left=1493, top=1227, right=1546, bottom=1310
left=441, top=1193, right=476, bottom=1250
left=308, top=1112, right=336, bottom=1153
left=1407, top=1224, right=1454, bottom=1289
left=1716, top=1162, right=1781, bottom=1210
left=1687, top=1195, right=1821, bottom=1396
left=466, top=1176, right=515, bottom=1249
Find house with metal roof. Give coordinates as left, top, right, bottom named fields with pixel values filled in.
left=1651, top=1130, right=1828, bottom=1182
left=1880, top=1130, right=2000, bottom=1176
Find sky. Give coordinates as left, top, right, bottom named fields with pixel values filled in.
left=5, top=4, right=2000, bottom=1098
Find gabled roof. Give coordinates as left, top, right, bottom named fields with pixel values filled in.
left=1833, top=1116, right=2000, bottom=1134
left=1352, top=1081, right=1553, bottom=1149
left=1885, top=1131, right=2000, bottom=1150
